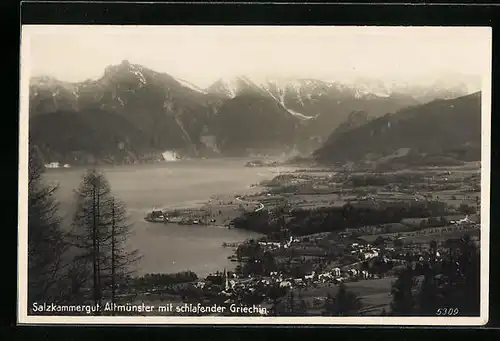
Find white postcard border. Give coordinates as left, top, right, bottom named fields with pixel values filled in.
left=18, top=25, right=492, bottom=326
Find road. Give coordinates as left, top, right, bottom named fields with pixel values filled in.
left=235, top=196, right=265, bottom=213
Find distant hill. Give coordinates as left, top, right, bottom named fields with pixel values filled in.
left=29, top=109, right=152, bottom=164
left=313, top=92, right=482, bottom=165
left=326, top=110, right=373, bottom=138
left=211, top=93, right=301, bottom=155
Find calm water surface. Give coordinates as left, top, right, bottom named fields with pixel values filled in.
left=43, top=158, right=295, bottom=277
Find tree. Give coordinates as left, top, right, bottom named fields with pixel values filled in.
left=323, top=283, right=363, bottom=316
left=439, top=235, right=480, bottom=315
left=373, top=236, right=385, bottom=246
left=234, top=264, right=243, bottom=276
left=67, top=169, right=141, bottom=313
left=394, top=238, right=404, bottom=248
left=430, top=240, right=438, bottom=255
left=444, top=238, right=460, bottom=262
left=297, top=298, right=308, bottom=315
left=390, top=267, right=417, bottom=315
left=456, top=235, right=480, bottom=315
left=276, top=289, right=309, bottom=316
left=262, top=251, right=278, bottom=274
left=417, top=265, right=439, bottom=315
left=268, top=284, right=289, bottom=316
left=459, top=203, right=476, bottom=215
left=273, top=289, right=297, bottom=316
left=427, top=217, right=440, bottom=227
left=27, top=144, right=68, bottom=305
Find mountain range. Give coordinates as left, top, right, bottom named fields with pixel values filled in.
left=28, top=60, right=480, bottom=165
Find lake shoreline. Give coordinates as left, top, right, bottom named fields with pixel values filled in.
left=44, top=159, right=301, bottom=277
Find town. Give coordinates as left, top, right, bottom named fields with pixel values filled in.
left=116, top=162, right=481, bottom=316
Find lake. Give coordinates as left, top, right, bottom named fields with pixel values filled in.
left=42, top=158, right=295, bottom=277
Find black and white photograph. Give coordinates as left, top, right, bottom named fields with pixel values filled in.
left=18, top=25, right=491, bottom=325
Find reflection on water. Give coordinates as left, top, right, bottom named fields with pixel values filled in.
left=42, top=158, right=294, bottom=276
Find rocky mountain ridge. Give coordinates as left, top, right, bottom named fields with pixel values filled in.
left=28, top=60, right=479, bottom=165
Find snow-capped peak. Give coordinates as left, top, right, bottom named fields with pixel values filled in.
left=240, top=76, right=318, bottom=120
left=176, top=78, right=208, bottom=94
left=205, top=75, right=321, bottom=120
left=128, top=64, right=147, bottom=85
left=343, top=74, right=479, bottom=100
left=208, top=76, right=249, bottom=98
left=30, top=75, right=64, bottom=88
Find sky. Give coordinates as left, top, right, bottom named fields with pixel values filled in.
left=23, top=25, right=491, bottom=89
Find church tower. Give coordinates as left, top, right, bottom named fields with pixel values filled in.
left=223, top=268, right=229, bottom=291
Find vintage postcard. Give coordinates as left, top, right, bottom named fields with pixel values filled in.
left=18, top=25, right=491, bottom=325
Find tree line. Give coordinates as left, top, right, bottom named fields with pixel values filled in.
left=28, top=143, right=141, bottom=315
left=233, top=199, right=451, bottom=236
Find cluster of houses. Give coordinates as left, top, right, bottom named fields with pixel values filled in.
left=184, top=231, right=476, bottom=306
left=172, top=234, right=479, bottom=310
left=44, top=162, right=71, bottom=169
left=258, top=236, right=300, bottom=250
left=301, top=267, right=373, bottom=284
left=185, top=219, right=479, bottom=307
left=193, top=261, right=381, bottom=301
left=349, top=242, right=380, bottom=260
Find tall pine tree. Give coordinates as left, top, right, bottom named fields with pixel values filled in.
left=390, top=266, right=417, bottom=315
left=417, top=264, right=440, bottom=315
left=457, top=235, right=480, bottom=315
left=67, top=169, right=141, bottom=313
left=27, top=144, right=68, bottom=305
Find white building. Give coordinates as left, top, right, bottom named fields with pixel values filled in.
left=332, top=268, right=341, bottom=277
left=44, top=162, right=60, bottom=168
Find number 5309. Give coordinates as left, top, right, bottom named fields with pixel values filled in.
left=436, top=308, right=459, bottom=316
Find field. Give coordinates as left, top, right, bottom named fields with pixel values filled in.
left=400, top=217, right=428, bottom=228
left=359, top=224, right=479, bottom=243
left=401, top=229, right=480, bottom=244
left=425, top=189, right=480, bottom=207
left=347, top=278, right=396, bottom=314
left=289, top=193, right=342, bottom=204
